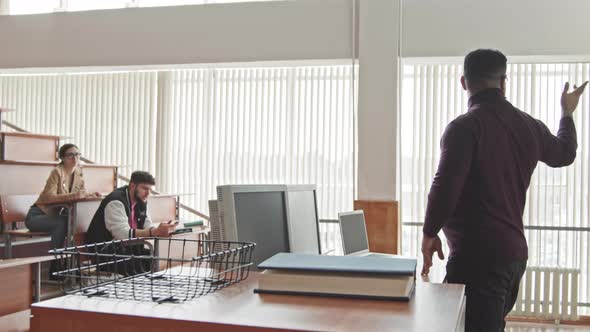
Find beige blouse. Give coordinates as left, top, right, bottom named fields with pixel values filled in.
left=35, top=164, right=86, bottom=216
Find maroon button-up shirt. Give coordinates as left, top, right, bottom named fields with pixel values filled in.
left=424, top=88, right=577, bottom=261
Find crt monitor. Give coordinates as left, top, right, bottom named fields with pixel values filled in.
left=216, top=185, right=320, bottom=267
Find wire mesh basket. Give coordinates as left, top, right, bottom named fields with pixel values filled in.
left=49, top=238, right=256, bottom=303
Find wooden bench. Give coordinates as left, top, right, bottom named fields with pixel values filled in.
left=0, top=132, right=59, bottom=162
left=0, top=194, right=50, bottom=259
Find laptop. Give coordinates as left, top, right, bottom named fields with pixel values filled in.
left=338, top=210, right=397, bottom=258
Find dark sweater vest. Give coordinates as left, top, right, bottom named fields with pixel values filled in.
left=86, top=186, right=148, bottom=244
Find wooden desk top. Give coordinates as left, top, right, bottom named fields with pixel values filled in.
left=44, top=197, right=103, bottom=206
left=0, top=256, right=54, bottom=270
left=31, top=272, right=465, bottom=332
left=48, top=195, right=181, bottom=206
left=0, top=160, right=118, bottom=168
left=0, top=131, right=60, bottom=139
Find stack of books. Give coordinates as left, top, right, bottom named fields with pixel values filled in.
left=255, top=253, right=417, bottom=300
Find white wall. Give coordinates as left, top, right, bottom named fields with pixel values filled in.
left=2, top=0, right=589, bottom=68
left=357, top=0, right=400, bottom=201
left=1, top=0, right=589, bottom=203
left=0, top=0, right=353, bottom=68
left=402, top=0, right=590, bottom=58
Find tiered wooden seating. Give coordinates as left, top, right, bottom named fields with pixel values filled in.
left=0, top=112, right=211, bottom=332
left=0, top=112, right=200, bottom=264
left=0, top=114, right=117, bottom=258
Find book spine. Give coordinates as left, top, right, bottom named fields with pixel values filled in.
left=253, top=289, right=410, bottom=301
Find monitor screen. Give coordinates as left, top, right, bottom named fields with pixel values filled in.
left=234, top=191, right=290, bottom=267
left=339, top=211, right=369, bottom=255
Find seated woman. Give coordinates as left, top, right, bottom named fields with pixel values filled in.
left=25, top=143, right=99, bottom=251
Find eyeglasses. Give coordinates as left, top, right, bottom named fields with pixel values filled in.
left=64, top=152, right=81, bottom=159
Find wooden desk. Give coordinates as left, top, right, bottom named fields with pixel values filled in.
left=0, top=131, right=60, bottom=162
left=0, top=256, right=54, bottom=316
left=44, top=197, right=102, bottom=248
left=30, top=272, right=465, bottom=332
left=151, top=226, right=210, bottom=269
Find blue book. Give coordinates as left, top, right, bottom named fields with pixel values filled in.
left=255, top=253, right=417, bottom=301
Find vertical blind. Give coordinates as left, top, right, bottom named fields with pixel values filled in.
left=157, top=66, right=357, bottom=219
left=400, top=62, right=590, bottom=314
left=0, top=72, right=159, bottom=175
left=0, top=64, right=356, bottom=221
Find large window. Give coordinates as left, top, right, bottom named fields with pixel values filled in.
left=400, top=61, right=590, bottom=314
left=156, top=66, right=357, bottom=220
left=0, top=64, right=356, bottom=222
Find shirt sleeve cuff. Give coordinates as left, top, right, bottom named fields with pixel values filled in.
left=560, top=116, right=574, bottom=125
left=422, top=223, right=439, bottom=238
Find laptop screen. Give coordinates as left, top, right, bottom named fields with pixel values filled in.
left=338, top=211, right=369, bottom=255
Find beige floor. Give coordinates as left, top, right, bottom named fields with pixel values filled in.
left=506, top=322, right=590, bottom=332
left=0, top=310, right=29, bottom=332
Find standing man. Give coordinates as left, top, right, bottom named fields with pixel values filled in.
left=421, top=49, right=587, bottom=331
